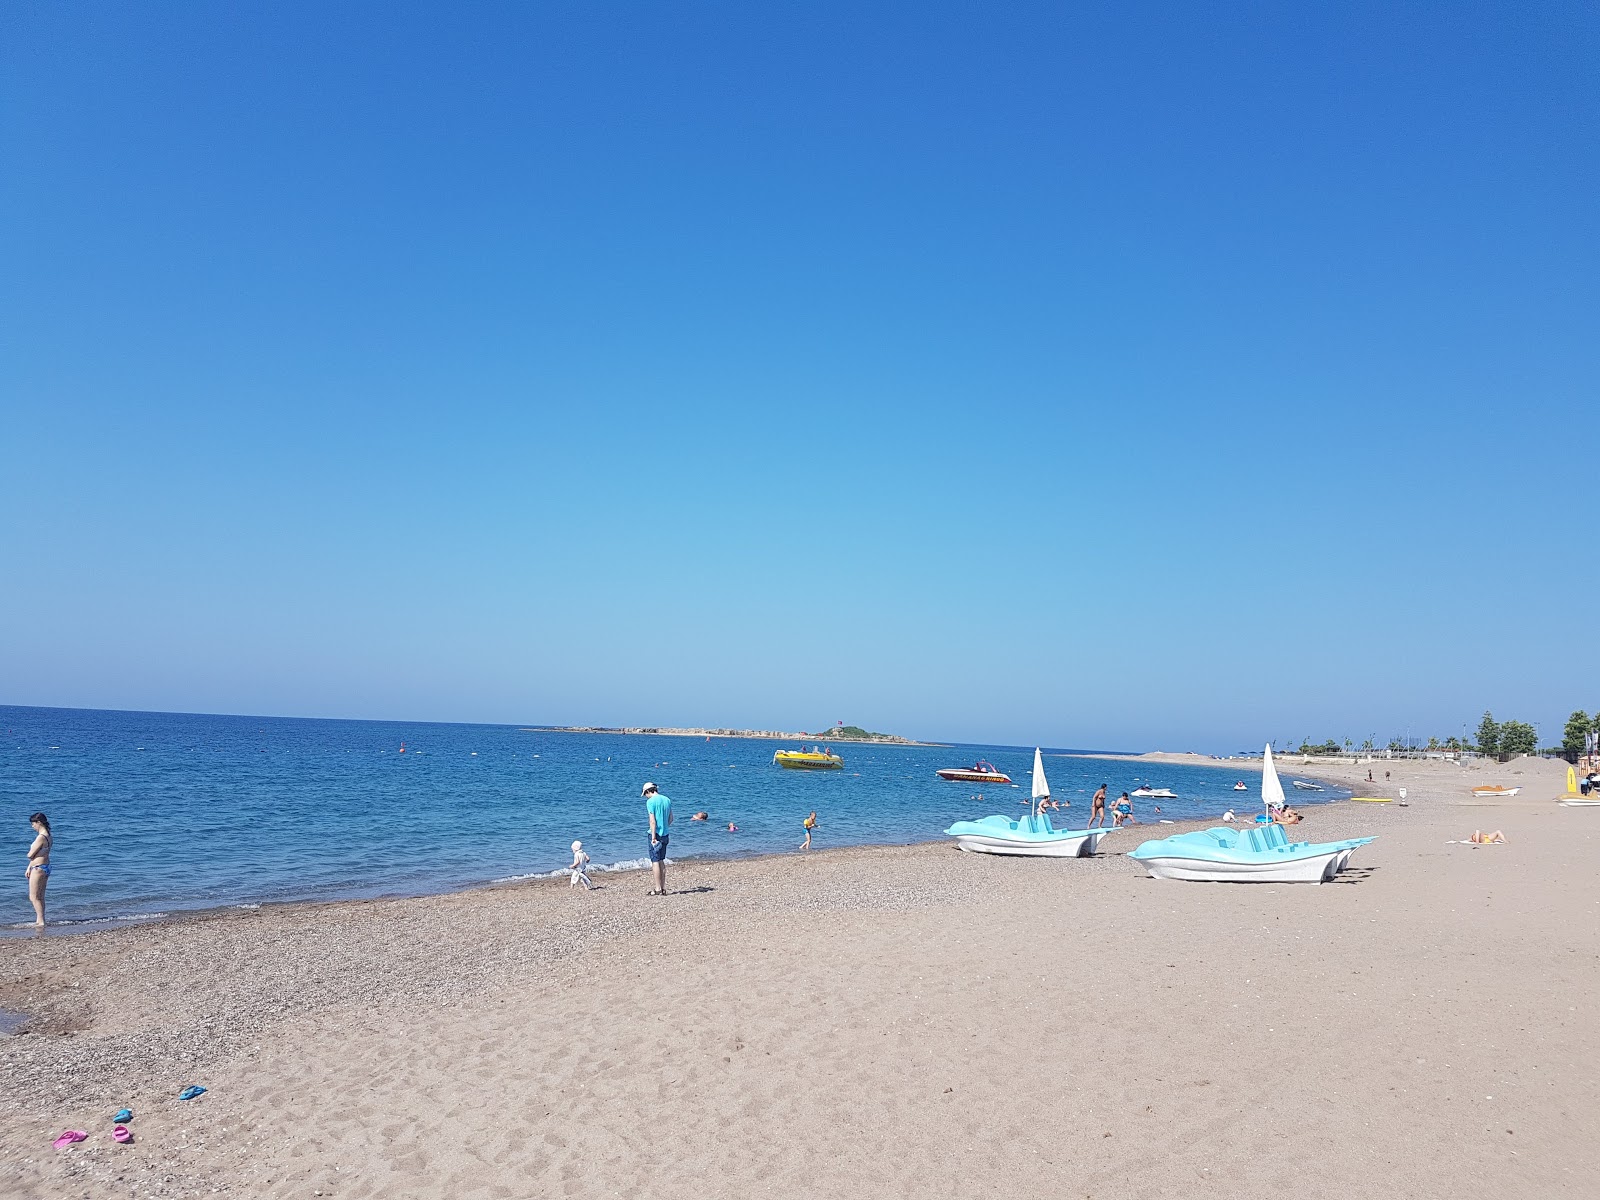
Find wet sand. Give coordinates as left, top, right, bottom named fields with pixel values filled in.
left=3, top=756, right=1598, bottom=1198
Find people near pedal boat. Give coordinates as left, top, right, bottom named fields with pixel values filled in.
left=1089, top=784, right=1107, bottom=828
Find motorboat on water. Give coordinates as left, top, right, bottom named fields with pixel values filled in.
left=936, top=760, right=1013, bottom=784
left=1291, top=780, right=1324, bottom=791
left=945, top=748, right=1111, bottom=858
left=1128, top=744, right=1375, bottom=884
left=1233, top=782, right=1248, bottom=791
left=774, top=748, right=843, bottom=770
left=1130, top=786, right=1177, bottom=800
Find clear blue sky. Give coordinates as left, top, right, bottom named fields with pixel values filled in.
left=2, top=2, right=1594, bottom=751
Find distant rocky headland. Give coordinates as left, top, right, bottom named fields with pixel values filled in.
left=534, top=724, right=928, bottom=745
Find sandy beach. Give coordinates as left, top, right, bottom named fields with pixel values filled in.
left=3, top=755, right=1597, bottom=1198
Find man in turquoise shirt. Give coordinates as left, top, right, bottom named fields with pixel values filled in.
left=643, top=781, right=672, bottom=895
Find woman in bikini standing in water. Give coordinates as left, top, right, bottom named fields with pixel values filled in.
left=25, top=812, right=51, bottom=928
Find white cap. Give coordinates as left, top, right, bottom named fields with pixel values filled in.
left=571, top=840, right=583, bottom=851
left=642, top=782, right=656, bottom=795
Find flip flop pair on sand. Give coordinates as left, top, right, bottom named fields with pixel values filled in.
left=56, top=1088, right=202, bottom=1149
left=52, top=1123, right=132, bottom=1149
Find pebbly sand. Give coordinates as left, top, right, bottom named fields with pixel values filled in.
left=3, top=756, right=1598, bottom=1198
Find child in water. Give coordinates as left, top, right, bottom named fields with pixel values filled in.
left=569, top=840, right=593, bottom=890
left=800, top=811, right=818, bottom=851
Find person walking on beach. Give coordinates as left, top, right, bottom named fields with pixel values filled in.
left=24, top=812, right=50, bottom=928
left=569, top=840, right=593, bottom=891
left=800, top=811, right=818, bottom=851
left=1089, top=784, right=1108, bottom=827
left=643, top=782, right=672, bottom=896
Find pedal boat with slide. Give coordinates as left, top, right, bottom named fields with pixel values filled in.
left=1128, top=745, right=1375, bottom=884
left=945, top=748, right=1112, bottom=858
left=936, top=759, right=1013, bottom=784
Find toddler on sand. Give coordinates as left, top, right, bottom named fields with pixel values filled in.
left=569, top=840, right=593, bottom=890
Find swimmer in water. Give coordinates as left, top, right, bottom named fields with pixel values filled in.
left=690, top=811, right=709, bottom=821
left=25, top=812, right=51, bottom=928
left=727, top=822, right=738, bottom=832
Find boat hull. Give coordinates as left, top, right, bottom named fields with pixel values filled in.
left=1133, top=851, right=1340, bottom=884
left=951, top=829, right=1110, bottom=858
left=937, top=769, right=1013, bottom=784
left=774, top=752, right=843, bottom=770
left=1558, top=797, right=1600, bottom=807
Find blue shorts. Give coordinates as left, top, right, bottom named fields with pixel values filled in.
left=648, top=835, right=669, bottom=863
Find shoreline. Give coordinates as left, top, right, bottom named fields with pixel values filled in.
left=5, top=757, right=1595, bottom=1198
left=4, top=780, right=1359, bottom=938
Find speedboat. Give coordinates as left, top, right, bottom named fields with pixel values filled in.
left=1291, top=780, right=1324, bottom=791
left=1130, top=786, right=1177, bottom=800
left=936, top=760, right=1013, bottom=784
left=1233, top=782, right=1248, bottom=791
left=774, top=748, right=843, bottom=770
left=1469, top=785, right=1520, bottom=798
left=945, top=748, right=1111, bottom=858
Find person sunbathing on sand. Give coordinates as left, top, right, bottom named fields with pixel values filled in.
left=1470, top=829, right=1506, bottom=844
left=1273, top=807, right=1303, bottom=825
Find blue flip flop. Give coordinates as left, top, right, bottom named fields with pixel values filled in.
left=113, top=1108, right=133, bottom=1123
left=178, top=1086, right=206, bottom=1101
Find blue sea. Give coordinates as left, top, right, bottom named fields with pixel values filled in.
left=0, top=706, right=1347, bottom=930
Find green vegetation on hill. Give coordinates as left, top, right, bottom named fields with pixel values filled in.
left=807, top=725, right=904, bottom=742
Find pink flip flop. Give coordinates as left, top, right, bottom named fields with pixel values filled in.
left=113, top=1124, right=133, bottom=1144
left=53, top=1130, right=88, bottom=1149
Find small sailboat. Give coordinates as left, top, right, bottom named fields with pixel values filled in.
left=945, top=747, right=1111, bottom=857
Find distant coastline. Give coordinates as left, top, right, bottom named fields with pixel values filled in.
left=531, top=725, right=934, bottom=746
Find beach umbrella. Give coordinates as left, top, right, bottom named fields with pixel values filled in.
left=1032, top=747, right=1050, bottom=815
left=1262, top=742, right=1286, bottom=820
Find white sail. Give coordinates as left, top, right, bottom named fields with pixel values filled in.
left=1032, top=747, right=1050, bottom=804
left=1262, top=743, right=1286, bottom=814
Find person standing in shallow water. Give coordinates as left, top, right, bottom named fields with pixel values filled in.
left=25, top=812, right=51, bottom=928
left=643, top=782, right=672, bottom=896
left=800, top=811, right=818, bottom=851
left=1089, top=784, right=1108, bottom=828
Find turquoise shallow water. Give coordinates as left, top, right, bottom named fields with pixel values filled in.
left=1, top=705, right=1346, bottom=928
